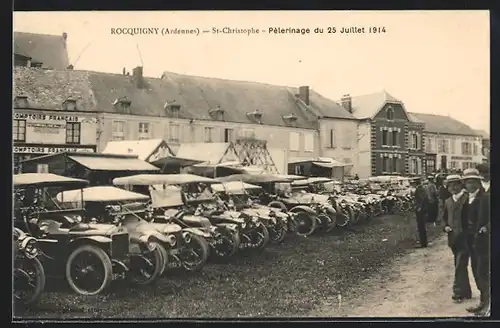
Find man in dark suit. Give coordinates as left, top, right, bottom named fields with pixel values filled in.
left=441, top=174, right=471, bottom=302
left=465, top=164, right=490, bottom=316
left=414, top=177, right=429, bottom=247
left=462, top=168, right=490, bottom=316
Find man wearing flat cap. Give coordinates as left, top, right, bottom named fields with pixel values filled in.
left=462, top=167, right=490, bottom=316
left=441, top=174, right=471, bottom=302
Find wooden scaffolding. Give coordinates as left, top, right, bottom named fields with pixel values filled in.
left=232, top=138, right=279, bottom=174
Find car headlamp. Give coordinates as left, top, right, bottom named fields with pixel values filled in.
left=182, top=231, right=192, bottom=244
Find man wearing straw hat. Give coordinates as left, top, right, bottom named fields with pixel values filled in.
left=461, top=167, right=490, bottom=316
left=441, top=174, right=471, bottom=302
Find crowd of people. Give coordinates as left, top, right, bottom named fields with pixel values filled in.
left=412, top=164, right=490, bottom=317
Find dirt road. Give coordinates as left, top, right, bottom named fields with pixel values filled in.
left=311, top=234, right=480, bottom=318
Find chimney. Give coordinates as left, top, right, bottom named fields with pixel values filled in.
left=298, top=86, right=310, bottom=105
left=341, top=94, right=352, bottom=113
left=62, top=32, right=68, bottom=41
left=132, top=66, right=144, bottom=88
left=122, top=67, right=126, bottom=75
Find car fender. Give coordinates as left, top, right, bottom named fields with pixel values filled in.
left=290, top=205, right=316, bottom=215
left=182, top=227, right=211, bottom=238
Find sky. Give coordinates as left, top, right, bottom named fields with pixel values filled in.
left=13, top=11, right=490, bottom=132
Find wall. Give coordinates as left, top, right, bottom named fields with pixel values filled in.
left=99, top=113, right=319, bottom=159
left=424, top=132, right=483, bottom=170
left=356, top=121, right=372, bottom=178
left=318, top=118, right=359, bottom=170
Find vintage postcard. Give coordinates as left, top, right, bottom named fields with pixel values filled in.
left=12, top=10, right=490, bottom=320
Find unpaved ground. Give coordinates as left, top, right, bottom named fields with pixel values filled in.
left=311, top=234, right=479, bottom=318
left=17, top=213, right=442, bottom=319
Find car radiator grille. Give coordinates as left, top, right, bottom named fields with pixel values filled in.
left=111, top=233, right=130, bottom=259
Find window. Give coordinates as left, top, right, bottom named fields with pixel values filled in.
left=289, top=132, right=300, bottom=151
left=462, top=162, right=474, bottom=170
left=304, top=133, right=314, bottom=152
left=382, top=130, right=388, bottom=146
left=438, top=139, right=449, bottom=153
left=204, top=127, right=213, bottom=143
left=450, top=161, right=458, bottom=169
left=112, top=121, right=125, bottom=141
left=138, top=122, right=150, bottom=140
left=461, top=142, right=472, bottom=155
left=412, top=134, right=418, bottom=149
left=410, top=158, right=418, bottom=174
left=392, top=157, right=398, bottom=172
left=240, top=129, right=255, bottom=138
left=450, top=140, right=456, bottom=154
left=426, top=137, right=434, bottom=152
left=13, top=119, right=26, bottom=142
left=224, top=128, right=234, bottom=142
left=392, top=131, right=398, bottom=146
left=473, top=144, right=478, bottom=156
left=382, top=157, right=389, bottom=172
left=386, top=107, right=394, bottom=120
left=328, top=128, right=336, bottom=148
left=168, top=123, right=180, bottom=142
left=66, top=122, right=81, bottom=144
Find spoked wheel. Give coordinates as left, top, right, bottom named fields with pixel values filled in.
left=246, top=223, right=270, bottom=250
left=212, top=228, right=240, bottom=258
left=128, top=242, right=165, bottom=285
left=181, top=234, right=210, bottom=272
left=325, top=214, right=337, bottom=233
left=268, top=219, right=288, bottom=244
left=293, top=211, right=317, bottom=236
left=14, top=257, right=45, bottom=307
left=317, top=214, right=335, bottom=233
left=66, top=245, right=113, bottom=296
left=335, top=212, right=350, bottom=227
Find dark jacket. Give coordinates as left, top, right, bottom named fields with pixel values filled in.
left=477, top=186, right=490, bottom=232
left=442, top=192, right=469, bottom=236
left=414, top=184, right=429, bottom=212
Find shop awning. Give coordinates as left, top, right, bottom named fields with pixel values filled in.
left=150, top=155, right=204, bottom=168
left=68, top=155, right=159, bottom=172
left=313, top=161, right=350, bottom=168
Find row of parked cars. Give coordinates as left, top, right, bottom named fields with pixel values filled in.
left=13, top=172, right=415, bottom=307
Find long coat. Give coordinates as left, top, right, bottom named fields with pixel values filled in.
left=442, top=192, right=468, bottom=248
left=473, top=187, right=490, bottom=251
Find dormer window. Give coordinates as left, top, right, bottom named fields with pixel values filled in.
left=246, top=109, right=263, bottom=124
left=386, top=107, right=394, bottom=120
left=14, top=96, right=29, bottom=108
left=113, top=97, right=131, bottom=114
left=282, top=114, right=298, bottom=126
left=164, top=101, right=181, bottom=118
left=208, top=106, right=225, bottom=121
left=62, top=98, right=77, bottom=111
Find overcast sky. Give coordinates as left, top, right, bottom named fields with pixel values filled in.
left=14, top=11, right=490, bottom=132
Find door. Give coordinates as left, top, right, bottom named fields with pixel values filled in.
left=440, top=155, right=447, bottom=171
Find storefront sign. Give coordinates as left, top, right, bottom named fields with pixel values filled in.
left=14, top=112, right=96, bottom=123
left=14, top=146, right=95, bottom=154
left=451, top=156, right=473, bottom=161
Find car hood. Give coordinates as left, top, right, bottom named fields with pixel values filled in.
left=144, top=222, right=183, bottom=234
left=288, top=192, right=329, bottom=205
left=69, top=222, right=125, bottom=236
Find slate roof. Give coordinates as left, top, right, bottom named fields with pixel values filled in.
left=14, top=32, right=70, bottom=70
left=14, top=67, right=350, bottom=129
left=297, top=89, right=355, bottom=119
left=344, top=90, right=404, bottom=120
left=474, top=129, right=489, bottom=139
left=409, top=112, right=479, bottom=136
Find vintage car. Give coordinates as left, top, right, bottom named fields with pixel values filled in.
left=13, top=227, right=45, bottom=307
left=112, top=174, right=238, bottom=260
left=55, top=186, right=177, bottom=282
left=212, top=181, right=292, bottom=244
left=13, top=173, right=131, bottom=296
left=221, top=174, right=337, bottom=237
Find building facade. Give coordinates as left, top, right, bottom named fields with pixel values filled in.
left=337, top=91, right=425, bottom=177
left=475, top=129, right=490, bottom=163
left=13, top=99, right=98, bottom=169
left=411, top=113, right=483, bottom=172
